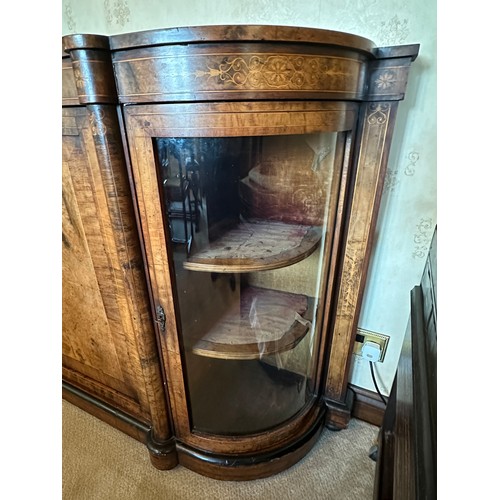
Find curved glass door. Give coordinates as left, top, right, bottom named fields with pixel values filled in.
left=154, top=131, right=342, bottom=435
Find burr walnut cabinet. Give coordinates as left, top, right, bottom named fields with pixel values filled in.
left=62, top=25, right=418, bottom=480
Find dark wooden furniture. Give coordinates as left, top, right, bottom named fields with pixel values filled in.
left=373, top=228, right=436, bottom=499
left=62, top=25, right=419, bottom=480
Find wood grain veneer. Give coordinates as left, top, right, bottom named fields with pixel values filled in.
left=62, top=25, right=419, bottom=479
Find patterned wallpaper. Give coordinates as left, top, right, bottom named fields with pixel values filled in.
left=62, top=0, right=437, bottom=396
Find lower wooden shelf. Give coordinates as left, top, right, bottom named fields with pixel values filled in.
left=192, top=286, right=313, bottom=360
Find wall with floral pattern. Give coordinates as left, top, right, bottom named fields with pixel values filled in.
left=62, top=0, right=437, bottom=397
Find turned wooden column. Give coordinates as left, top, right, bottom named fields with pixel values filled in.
left=62, top=35, right=178, bottom=469
left=323, top=44, right=419, bottom=430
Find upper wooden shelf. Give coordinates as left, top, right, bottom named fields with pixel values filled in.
left=192, top=286, right=313, bottom=360
left=183, top=219, right=322, bottom=273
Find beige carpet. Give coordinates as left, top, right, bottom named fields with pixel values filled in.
left=62, top=400, right=378, bottom=499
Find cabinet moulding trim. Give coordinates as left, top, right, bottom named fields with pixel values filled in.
left=63, top=382, right=150, bottom=434
left=63, top=381, right=179, bottom=468
left=175, top=407, right=325, bottom=480
left=349, top=383, right=386, bottom=427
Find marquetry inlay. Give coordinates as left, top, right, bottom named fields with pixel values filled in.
left=113, top=50, right=367, bottom=102
left=195, top=54, right=355, bottom=90
left=88, top=108, right=107, bottom=136
left=374, top=70, right=397, bottom=90
left=367, top=103, right=389, bottom=125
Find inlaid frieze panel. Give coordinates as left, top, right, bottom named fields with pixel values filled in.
left=112, top=45, right=369, bottom=102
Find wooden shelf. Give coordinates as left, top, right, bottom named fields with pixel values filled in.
left=192, top=286, right=313, bottom=360
left=183, top=219, right=322, bottom=273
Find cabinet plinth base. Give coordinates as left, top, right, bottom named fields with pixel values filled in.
left=147, top=433, right=179, bottom=470
left=176, top=407, right=325, bottom=480
left=62, top=382, right=150, bottom=443
left=324, top=388, right=355, bottom=430
left=63, top=382, right=179, bottom=470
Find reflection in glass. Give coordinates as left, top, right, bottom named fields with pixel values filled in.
left=155, top=133, right=338, bottom=435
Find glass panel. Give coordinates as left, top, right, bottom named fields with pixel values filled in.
left=155, top=133, right=339, bottom=435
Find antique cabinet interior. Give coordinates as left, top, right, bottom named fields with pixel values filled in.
left=62, top=26, right=418, bottom=480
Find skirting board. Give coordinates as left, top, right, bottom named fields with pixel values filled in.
left=349, top=384, right=386, bottom=427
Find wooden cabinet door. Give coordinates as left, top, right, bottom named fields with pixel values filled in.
left=123, top=101, right=358, bottom=460
left=62, top=106, right=167, bottom=429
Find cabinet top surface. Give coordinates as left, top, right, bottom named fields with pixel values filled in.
left=63, top=24, right=377, bottom=54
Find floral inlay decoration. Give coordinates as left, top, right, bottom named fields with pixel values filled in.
left=195, top=55, right=351, bottom=90
left=367, top=103, right=389, bottom=125
left=375, top=71, right=397, bottom=90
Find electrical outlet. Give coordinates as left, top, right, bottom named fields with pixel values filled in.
left=353, top=328, right=389, bottom=362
